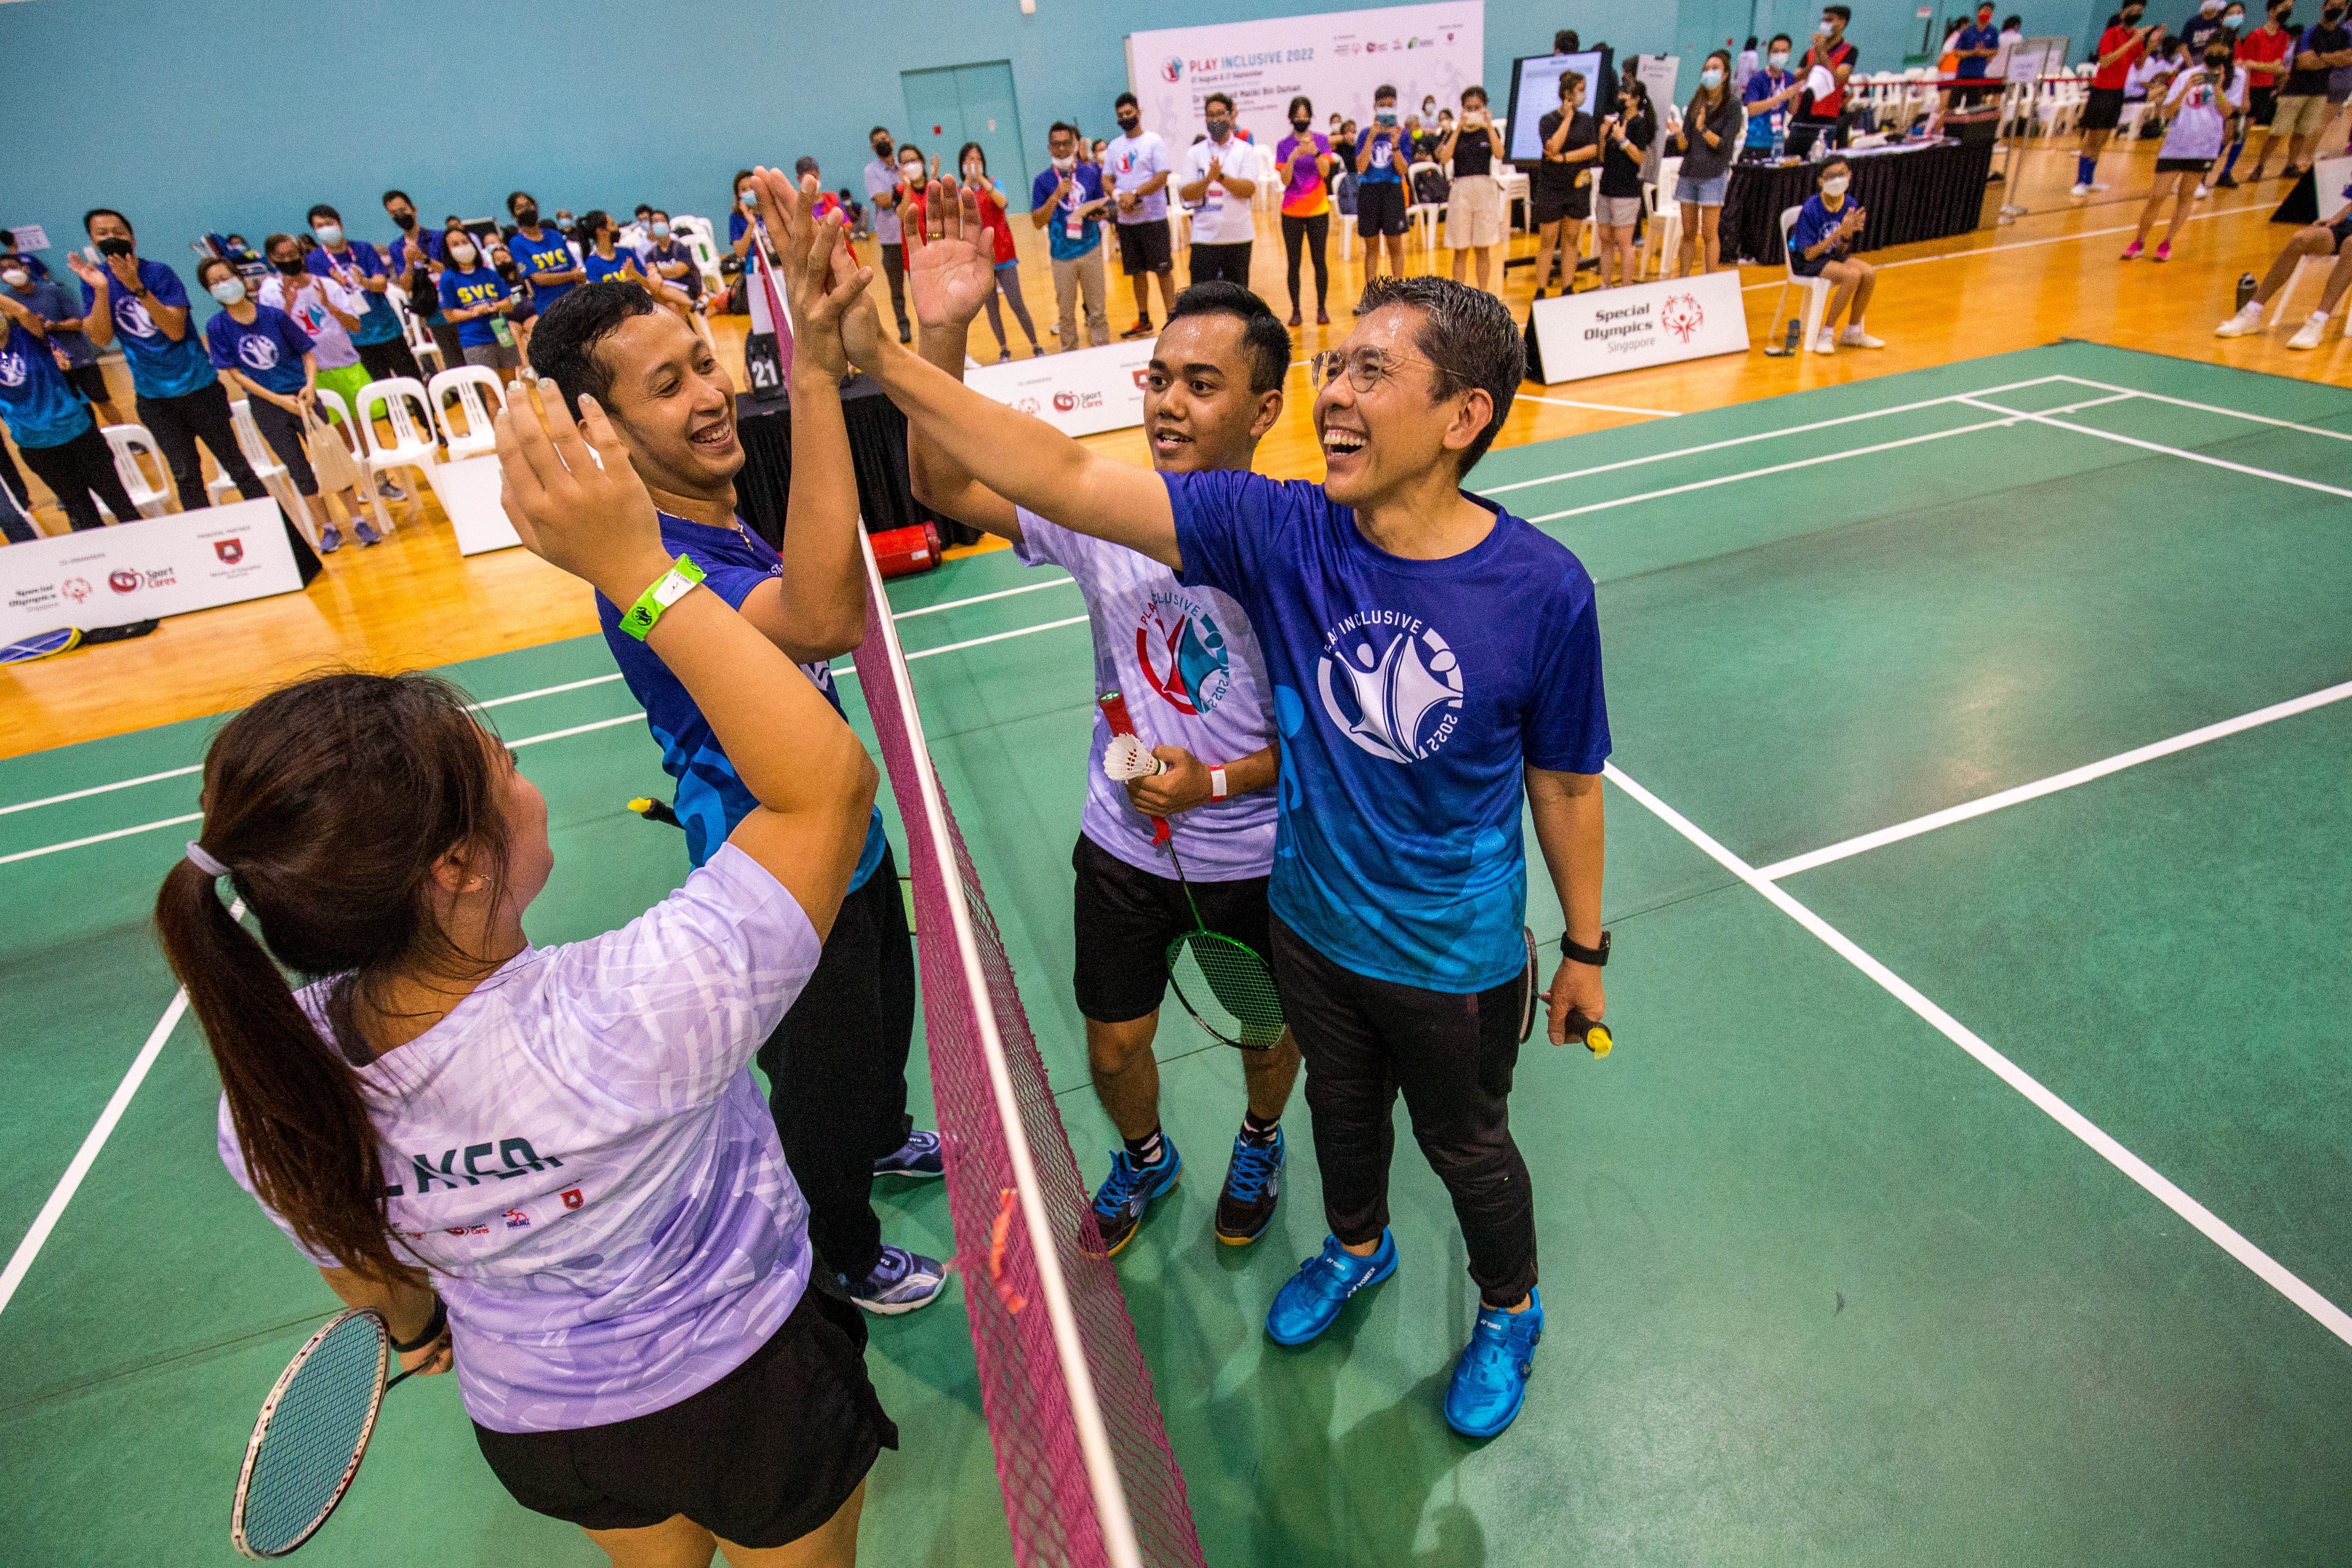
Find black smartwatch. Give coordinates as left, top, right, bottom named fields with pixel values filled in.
left=391, top=1297, right=447, bottom=1354
left=1560, top=930, right=1610, bottom=968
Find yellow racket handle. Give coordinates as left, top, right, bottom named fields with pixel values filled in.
left=1563, top=1009, right=1612, bottom=1058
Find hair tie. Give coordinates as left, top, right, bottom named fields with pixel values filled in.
left=185, top=841, right=232, bottom=878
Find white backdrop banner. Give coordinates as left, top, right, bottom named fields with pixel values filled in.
left=426, top=454, right=522, bottom=556
left=1128, top=2, right=1485, bottom=152
left=0, top=498, right=304, bottom=643
left=962, top=338, right=1157, bottom=438
left=2316, top=156, right=2351, bottom=223
left=1525, top=270, right=1749, bottom=384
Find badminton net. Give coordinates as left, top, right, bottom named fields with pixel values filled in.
left=851, top=533, right=1208, bottom=1568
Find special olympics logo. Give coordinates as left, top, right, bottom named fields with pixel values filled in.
left=117, top=295, right=157, bottom=338
left=62, top=576, right=92, bottom=603
left=1316, top=615, right=1464, bottom=764
left=1161, top=55, right=1184, bottom=83
left=1660, top=293, right=1705, bottom=343
left=1136, top=590, right=1234, bottom=716
left=1015, top=396, right=1041, bottom=415
left=0, top=351, right=24, bottom=388
left=236, top=335, right=279, bottom=371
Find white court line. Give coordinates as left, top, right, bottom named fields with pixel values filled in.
left=1736, top=200, right=2276, bottom=291
left=837, top=613, right=1092, bottom=677
left=0, top=898, right=242, bottom=1324
left=469, top=673, right=623, bottom=711
left=0, top=765, right=202, bottom=820
left=1476, top=373, right=2072, bottom=497
left=505, top=713, right=645, bottom=749
left=1956, top=396, right=2352, bottom=501
left=1604, top=762, right=2352, bottom=1351
left=890, top=575, right=1075, bottom=620
left=1519, top=393, right=2136, bottom=526
left=1518, top=393, right=1683, bottom=417
left=0, top=811, right=204, bottom=867
left=2045, top=375, right=2352, bottom=445
left=1760, top=678, right=2352, bottom=882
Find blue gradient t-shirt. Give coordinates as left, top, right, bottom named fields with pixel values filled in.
left=1168, top=471, right=1610, bottom=992
left=82, top=258, right=214, bottom=398
left=596, top=511, right=887, bottom=887
left=0, top=322, right=94, bottom=448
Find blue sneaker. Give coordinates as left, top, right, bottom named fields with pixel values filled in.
left=873, top=1128, right=944, bottom=1181
left=1090, top=1144, right=1182, bottom=1257
left=1265, top=1230, right=1396, bottom=1346
left=843, top=1244, right=947, bottom=1315
left=1214, top=1126, right=1284, bottom=1245
left=1444, top=1289, right=1543, bottom=1438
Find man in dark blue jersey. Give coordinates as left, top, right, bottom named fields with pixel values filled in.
left=530, top=170, right=947, bottom=1317
left=819, top=182, right=1611, bottom=1439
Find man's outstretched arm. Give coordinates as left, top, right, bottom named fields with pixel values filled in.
left=814, top=181, right=1181, bottom=570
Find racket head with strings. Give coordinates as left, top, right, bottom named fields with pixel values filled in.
left=1519, top=927, right=1538, bottom=1045
left=1, top=627, right=82, bottom=665
left=1167, top=929, right=1287, bottom=1050
left=231, top=1308, right=393, bottom=1559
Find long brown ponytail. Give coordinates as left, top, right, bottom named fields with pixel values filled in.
left=157, top=672, right=511, bottom=1280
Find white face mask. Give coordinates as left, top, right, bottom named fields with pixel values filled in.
left=1822, top=175, right=1851, bottom=198
left=1817, top=19, right=1835, bottom=33
left=963, top=163, right=983, bottom=181
left=313, top=224, right=342, bottom=247
left=1769, top=50, right=1791, bottom=66
left=1701, top=67, right=1725, bottom=87
left=450, top=242, right=478, bottom=266
left=902, top=162, right=925, bottom=183
left=209, top=277, right=247, bottom=305
left=1052, top=153, right=1076, bottom=171
left=0, top=269, right=27, bottom=288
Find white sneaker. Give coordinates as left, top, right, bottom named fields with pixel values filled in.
left=2287, top=312, right=2330, bottom=350
left=1813, top=330, right=1838, bottom=355
left=2194, top=183, right=2211, bottom=199
left=1840, top=325, right=1886, bottom=349
left=2070, top=181, right=2092, bottom=196
left=2215, top=301, right=2266, bottom=338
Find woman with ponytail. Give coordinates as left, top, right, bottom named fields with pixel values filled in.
left=162, top=265, right=888, bottom=1566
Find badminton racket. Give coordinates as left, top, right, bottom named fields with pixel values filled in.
left=1100, top=691, right=1287, bottom=1050
left=1521, top=926, right=1613, bottom=1057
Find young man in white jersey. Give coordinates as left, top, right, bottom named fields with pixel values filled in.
left=904, top=249, right=1304, bottom=1255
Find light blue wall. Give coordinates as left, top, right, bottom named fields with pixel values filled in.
left=0, top=0, right=2075, bottom=297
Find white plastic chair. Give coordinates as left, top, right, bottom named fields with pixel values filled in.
left=670, top=214, right=726, bottom=294
left=351, top=376, right=439, bottom=534
left=2267, top=254, right=2349, bottom=328
left=1253, top=142, right=1283, bottom=212
left=203, top=399, right=314, bottom=542
left=1405, top=160, right=1445, bottom=251
left=1640, top=156, right=1684, bottom=277
left=426, top=365, right=510, bottom=460
left=98, top=424, right=174, bottom=519
left=1768, top=204, right=1838, bottom=352
left=389, top=290, right=444, bottom=375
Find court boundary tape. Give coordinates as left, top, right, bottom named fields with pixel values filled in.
left=1604, top=762, right=2352, bottom=1352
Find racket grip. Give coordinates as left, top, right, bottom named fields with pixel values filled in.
left=1100, top=691, right=1173, bottom=844
left=1564, top=1009, right=1613, bottom=1058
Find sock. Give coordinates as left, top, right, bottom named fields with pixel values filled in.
left=1239, top=1110, right=1280, bottom=1147
left=2077, top=153, right=2096, bottom=185
left=1123, top=1126, right=1167, bottom=1166
left=2221, top=139, right=2245, bottom=178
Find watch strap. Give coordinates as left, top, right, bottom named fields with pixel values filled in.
left=1560, top=930, right=1611, bottom=967
left=618, top=555, right=705, bottom=640
left=1209, top=765, right=1229, bottom=802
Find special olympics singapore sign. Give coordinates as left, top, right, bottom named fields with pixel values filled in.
left=1128, top=2, right=1486, bottom=152
left=1524, top=270, right=1750, bottom=384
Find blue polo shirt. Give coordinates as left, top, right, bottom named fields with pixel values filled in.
left=436, top=265, right=510, bottom=348
left=8, top=278, right=96, bottom=367
left=82, top=257, right=214, bottom=399
left=1030, top=164, right=1106, bottom=261
left=306, top=240, right=402, bottom=344
left=595, top=510, right=888, bottom=886
left=1744, top=67, right=1796, bottom=144
left=389, top=230, right=442, bottom=275
left=1954, top=21, right=2001, bottom=77
left=203, top=304, right=313, bottom=396
left=1167, top=471, right=1611, bottom=992
left=508, top=228, right=578, bottom=310
left=0, top=322, right=94, bottom=448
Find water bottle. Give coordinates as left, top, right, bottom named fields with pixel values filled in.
left=1772, top=117, right=1786, bottom=161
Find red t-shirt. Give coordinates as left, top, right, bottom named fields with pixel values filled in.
left=973, top=186, right=1018, bottom=266
left=1808, top=38, right=1859, bottom=115
left=2235, top=25, right=2293, bottom=85
left=2093, top=24, right=2150, bottom=91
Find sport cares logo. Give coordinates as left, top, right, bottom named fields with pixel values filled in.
left=1316, top=613, right=1464, bottom=764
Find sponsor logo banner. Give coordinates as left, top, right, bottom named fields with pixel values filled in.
left=0, top=498, right=302, bottom=642
left=1525, top=268, right=1748, bottom=384
left=964, top=337, right=1157, bottom=438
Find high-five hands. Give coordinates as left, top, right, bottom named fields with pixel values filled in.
left=903, top=178, right=1000, bottom=334
left=491, top=389, right=670, bottom=609
left=751, top=164, right=875, bottom=376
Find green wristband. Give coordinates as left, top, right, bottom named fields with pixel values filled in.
left=619, top=555, right=706, bottom=640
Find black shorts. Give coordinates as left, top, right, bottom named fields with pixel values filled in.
left=2155, top=155, right=2213, bottom=173
left=1532, top=181, right=1589, bottom=226
left=2083, top=85, right=2127, bottom=131
left=2249, top=85, right=2279, bottom=127
left=1116, top=218, right=1174, bottom=276
left=472, top=1285, right=896, bottom=1546
left=62, top=363, right=111, bottom=406
left=1355, top=181, right=1408, bottom=238
left=1071, top=831, right=1272, bottom=1024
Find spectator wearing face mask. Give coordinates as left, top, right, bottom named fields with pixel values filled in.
left=1438, top=86, right=1503, bottom=295
left=302, top=204, right=418, bottom=388
left=641, top=210, right=704, bottom=307
left=2233, top=1, right=2299, bottom=181
left=3, top=252, right=122, bottom=426
left=1106, top=94, right=1179, bottom=341
left=196, top=257, right=376, bottom=553
left=68, top=207, right=270, bottom=514
left=436, top=226, right=520, bottom=377
left=2125, top=40, right=2248, bottom=258
left=0, top=285, right=142, bottom=535
left=1031, top=121, right=1113, bottom=350
left=955, top=142, right=1044, bottom=362
left=1743, top=35, right=1804, bottom=160
left=1593, top=81, right=1657, bottom=288
left=256, top=233, right=397, bottom=499
left=1796, top=7, right=1862, bottom=149
left=1277, top=94, right=1336, bottom=325
left=506, top=192, right=584, bottom=325
left=381, top=189, right=458, bottom=368
left=1532, top=69, right=1600, bottom=297
left=2274, top=0, right=2352, bottom=178
left=1179, top=94, right=1260, bottom=289
left=578, top=211, right=639, bottom=287
left=1951, top=3, right=2003, bottom=106
left=1788, top=157, right=1885, bottom=352
left=864, top=127, right=915, bottom=344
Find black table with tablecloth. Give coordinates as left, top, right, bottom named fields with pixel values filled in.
left=732, top=378, right=979, bottom=552
left=1720, top=138, right=1998, bottom=268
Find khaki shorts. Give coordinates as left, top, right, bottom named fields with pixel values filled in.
left=1594, top=194, right=1644, bottom=227
left=2273, top=93, right=2337, bottom=140
left=1446, top=176, right=1505, bottom=249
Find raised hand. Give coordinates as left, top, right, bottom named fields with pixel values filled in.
left=66, top=250, right=106, bottom=289
left=492, top=389, right=669, bottom=607
left=903, top=177, right=997, bottom=332
left=759, top=165, right=870, bottom=377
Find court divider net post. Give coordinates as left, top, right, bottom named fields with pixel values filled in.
left=850, top=530, right=1208, bottom=1568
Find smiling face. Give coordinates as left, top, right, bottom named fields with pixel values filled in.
left=1142, top=313, right=1281, bottom=472
left=593, top=310, right=744, bottom=496
left=1313, top=305, right=1487, bottom=509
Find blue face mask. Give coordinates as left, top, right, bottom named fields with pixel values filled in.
left=1701, top=67, right=1725, bottom=87
left=651, top=221, right=670, bottom=239
left=209, top=277, right=247, bottom=305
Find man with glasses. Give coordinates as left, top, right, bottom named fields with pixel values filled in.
left=814, top=183, right=1609, bottom=1441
